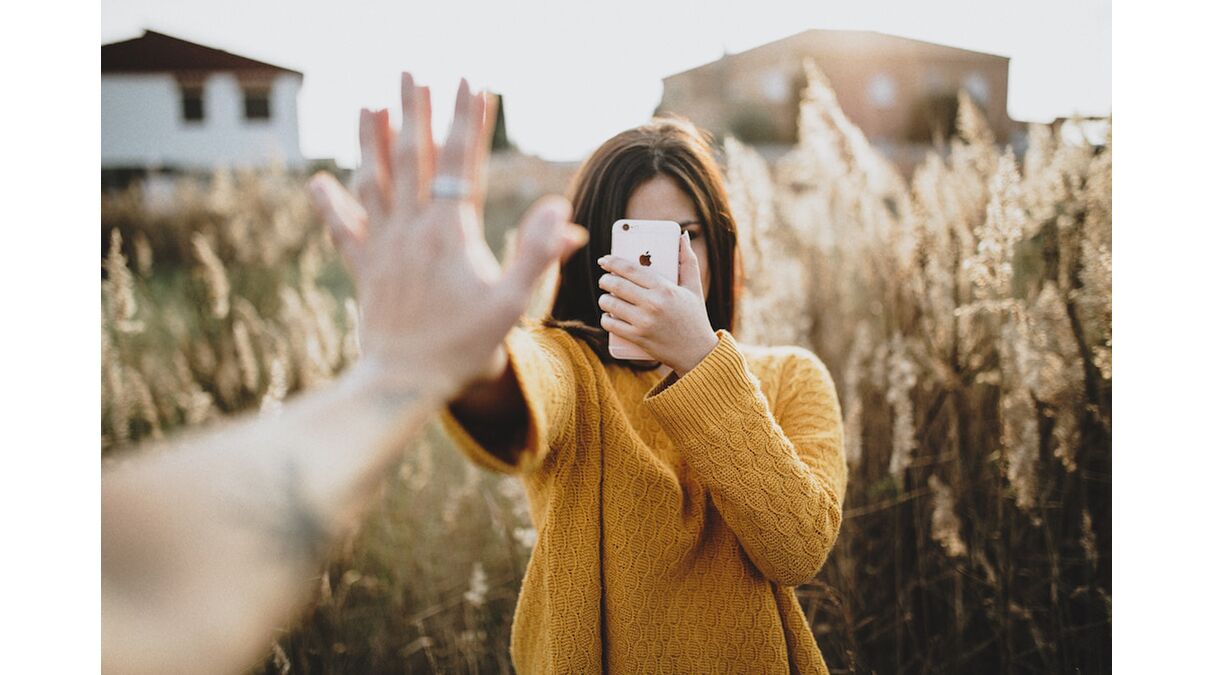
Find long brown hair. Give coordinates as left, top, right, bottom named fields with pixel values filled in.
left=541, top=114, right=743, bottom=370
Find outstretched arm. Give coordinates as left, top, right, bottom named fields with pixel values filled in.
left=102, top=363, right=436, bottom=675
left=101, top=72, right=587, bottom=675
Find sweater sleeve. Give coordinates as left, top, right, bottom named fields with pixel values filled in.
left=641, top=329, right=847, bottom=586
left=436, top=319, right=579, bottom=475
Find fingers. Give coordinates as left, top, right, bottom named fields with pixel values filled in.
left=355, top=108, right=391, bottom=222
left=597, top=272, right=648, bottom=306
left=461, top=89, right=485, bottom=188
left=678, top=230, right=703, bottom=293
left=469, top=91, right=498, bottom=216
left=309, top=171, right=368, bottom=270
left=374, top=108, right=395, bottom=187
left=597, top=254, right=663, bottom=289
left=597, top=292, right=646, bottom=326
left=417, top=86, right=436, bottom=200
left=392, top=72, right=423, bottom=212
left=434, top=78, right=478, bottom=198
left=464, top=91, right=487, bottom=202
left=600, top=314, right=642, bottom=341
left=500, top=195, right=574, bottom=303
left=558, top=223, right=590, bottom=263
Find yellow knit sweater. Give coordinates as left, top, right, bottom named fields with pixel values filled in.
left=438, top=318, right=847, bottom=674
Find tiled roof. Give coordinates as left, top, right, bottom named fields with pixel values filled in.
left=102, top=30, right=302, bottom=77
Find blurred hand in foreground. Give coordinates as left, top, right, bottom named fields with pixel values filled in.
left=309, top=74, right=588, bottom=400
left=103, top=72, right=586, bottom=675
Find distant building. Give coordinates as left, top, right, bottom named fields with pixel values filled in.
left=657, top=29, right=1021, bottom=151
left=102, top=30, right=305, bottom=177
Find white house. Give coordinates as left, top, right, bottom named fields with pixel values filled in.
left=101, top=30, right=306, bottom=173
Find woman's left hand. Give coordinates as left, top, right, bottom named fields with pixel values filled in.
left=597, top=232, right=720, bottom=376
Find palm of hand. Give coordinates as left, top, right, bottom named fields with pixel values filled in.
left=360, top=204, right=510, bottom=388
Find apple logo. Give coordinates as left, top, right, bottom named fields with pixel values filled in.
left=639, top=251, right=652, bottom=266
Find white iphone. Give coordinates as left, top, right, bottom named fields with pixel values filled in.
left=606, top=218, right=682, bottom=360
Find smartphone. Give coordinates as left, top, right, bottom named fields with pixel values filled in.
left=606, top=218, right=682, bottom=360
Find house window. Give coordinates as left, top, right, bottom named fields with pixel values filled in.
left=180, top=85, right=204, bottom=122
left=924, top=69, right=949, bottom=94
left=762, top=69, right=789, bottom=103
left=964, top=73, right=990, bottom=104
left=867, top=73, right=897, bottom=109
left=243, top=87, right=271, bottom=120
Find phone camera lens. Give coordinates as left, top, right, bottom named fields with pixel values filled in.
left=622, top=223, right=630, bottom=231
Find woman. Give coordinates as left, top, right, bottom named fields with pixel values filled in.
left=352, top=73, right=846, bottom=674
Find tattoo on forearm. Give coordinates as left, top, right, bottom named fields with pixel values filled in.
left=235, top=379, right=426, bottom=569
left=237, top=461, right=332, bottom=567
left=372, top=383, right=424, bottom=420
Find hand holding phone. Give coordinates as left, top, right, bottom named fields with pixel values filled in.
left=605, top=219, right=681, bottom=360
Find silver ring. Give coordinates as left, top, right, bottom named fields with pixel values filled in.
left=430, top=175, right=471, bottom=200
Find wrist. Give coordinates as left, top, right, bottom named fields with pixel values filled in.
left=673, top=331, right=721, bottom=377
left=469, top=343, right=510, bottom=386
left=342, top=357, right=447, bottom=407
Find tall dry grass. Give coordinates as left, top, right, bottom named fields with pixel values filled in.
left=101, top=166, right=359, bottom=453
left=101, top=59, right=1110, bottom=673
left=725, top=61, right=1111, bottom=673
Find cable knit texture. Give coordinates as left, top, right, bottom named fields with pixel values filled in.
left=438, top=318, right=847, bottom=674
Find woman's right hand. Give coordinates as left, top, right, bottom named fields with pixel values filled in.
left=308, top=73, right=587, bottom=402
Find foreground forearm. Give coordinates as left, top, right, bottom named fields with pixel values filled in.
left=101, top=363, right=441, bottom=675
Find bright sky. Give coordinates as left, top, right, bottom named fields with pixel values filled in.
left=101, top=0, right=1111, bottom=166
